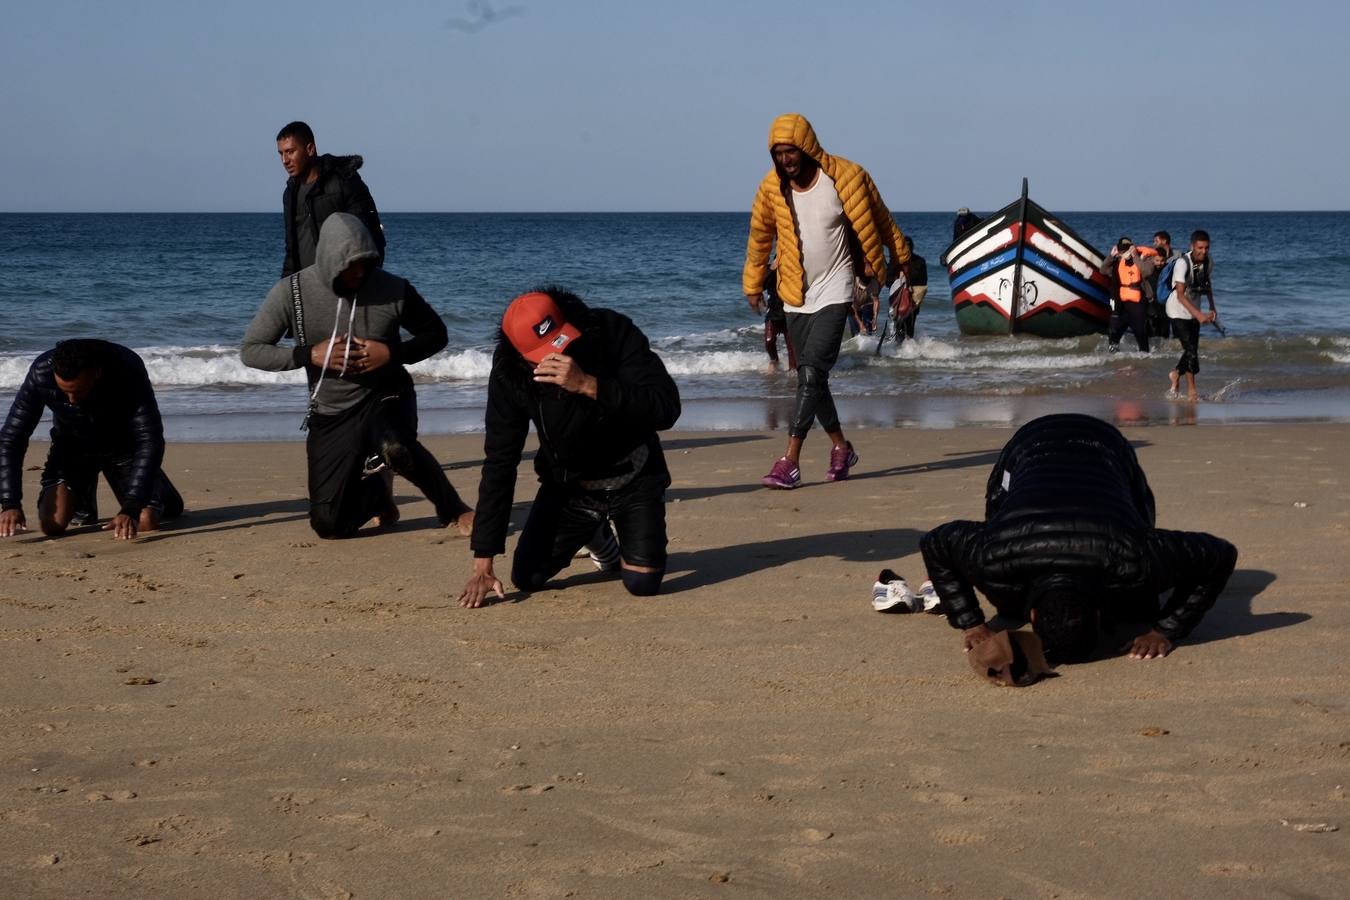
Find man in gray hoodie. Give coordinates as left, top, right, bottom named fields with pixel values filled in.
left=241, top=213, right=472, bottom=538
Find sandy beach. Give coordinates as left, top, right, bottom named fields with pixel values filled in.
left=2, top=423, right=1347, bottom=898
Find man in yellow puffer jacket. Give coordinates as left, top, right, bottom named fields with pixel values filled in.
left=743, top=113, right=910, bottom=489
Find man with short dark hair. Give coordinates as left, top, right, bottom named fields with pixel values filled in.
left=276, top=121, right=385, bottom=277
left=0, top=339, right=183, bottom=540
left=242, top=213, right=471, bottom=539
left=1164, top=230, right=1219, bottom=400
left=917, top=414, right=1237, bottom=675
left=458, top=289, right=681, bottom=608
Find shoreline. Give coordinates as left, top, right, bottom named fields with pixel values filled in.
left=153, top=388, right=1350, bottom=441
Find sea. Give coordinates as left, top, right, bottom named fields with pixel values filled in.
left=3, top=211, right=1349, bottom=440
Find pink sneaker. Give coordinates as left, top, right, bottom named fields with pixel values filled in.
left=825, top=442, right=858, bottom=482
left=761, top=457, right=801, bottom=489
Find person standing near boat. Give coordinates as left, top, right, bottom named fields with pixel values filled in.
left=952, top=207, right=980, bottom=241
left=1148, top=231, right=1182, bottom=338
left=1165, top=230, right=1220, bottom=400
left=761, top=258, right=797, bottom=371
left=895, top=236, right=928, bottom=342
left=277, top=121, right=386, bottom=278
left=742, top=113, right=910, bottom=489
left=1102, top=237, right=1159, bottom=352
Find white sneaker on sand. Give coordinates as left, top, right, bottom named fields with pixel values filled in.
left=917, top=580, right=942, bottom=613
left=872, top=569, right=919, bottom=613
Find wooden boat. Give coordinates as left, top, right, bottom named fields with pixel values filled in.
left=939, top=179, right=1111, bottom=337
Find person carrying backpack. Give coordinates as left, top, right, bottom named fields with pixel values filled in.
left=1164, top=230, right=1220, bottom=400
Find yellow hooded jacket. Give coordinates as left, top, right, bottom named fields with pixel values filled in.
left=743, top=113, right=909, bottom=307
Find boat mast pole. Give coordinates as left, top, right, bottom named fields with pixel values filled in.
left=1009, top=177, right=1029, bottom=335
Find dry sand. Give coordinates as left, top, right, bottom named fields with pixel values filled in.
left=1, top=423, right=1347, bottom=899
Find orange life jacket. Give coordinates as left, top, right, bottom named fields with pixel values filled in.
left=1116, top=255, right=1144, bottom=303
left=1115, top=247, right=1158, bottom=303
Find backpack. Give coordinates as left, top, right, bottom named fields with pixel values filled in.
left=1156, top=256, right=1179, bottom=301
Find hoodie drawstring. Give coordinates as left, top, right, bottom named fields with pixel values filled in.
left=301, top=295, right=360, bottom=430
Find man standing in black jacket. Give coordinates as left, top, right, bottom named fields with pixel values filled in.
left=277, top=121, right=385, bottom=277
left=459, top=289, right=681, bottom=608
left=919, top=414, right=1237, bottom=668
left=0, top=339, right=183, bottom=540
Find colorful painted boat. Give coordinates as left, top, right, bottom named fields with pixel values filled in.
left=939, top=179, right=1111, bottom=337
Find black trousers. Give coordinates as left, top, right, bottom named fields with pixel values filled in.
left=1170, top=319, right=1201, bottom=374
left=511, top=470, right=670, bottom=591
left=1108, top=301, right=1150, bottom=351
left=785, top=302, right=850, bottom=439
left=305, top=386, right=469, bottom=538
left=39, top=446, right=184, bottom=521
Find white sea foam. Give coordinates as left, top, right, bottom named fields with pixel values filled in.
left=658, top=350, right=770, bottom=375
left=0, top=343, right=772, bottom=388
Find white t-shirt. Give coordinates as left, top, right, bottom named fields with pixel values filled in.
left=1165, top=254, right=1214, bottom=320
left=788, top=170, right=855, bottom=315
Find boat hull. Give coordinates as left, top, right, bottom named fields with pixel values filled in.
left=941, top=187, right=1111, bottom=338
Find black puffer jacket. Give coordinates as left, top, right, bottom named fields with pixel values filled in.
left=282, top=154, right=385, bottom=277
left=471, top=299, right=681, bottom=558
left=0, top=342, right=166, bottom=518
left=920, top=414, right=1237, bottom=642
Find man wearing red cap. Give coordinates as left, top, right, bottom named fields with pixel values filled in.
left=743, top=113, right=910, bottom=488
left=458, top=289, right=681, bottom=608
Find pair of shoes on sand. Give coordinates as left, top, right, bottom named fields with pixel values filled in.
left=762, top=442, right=858, bottom=489
left=872, top=570, right=942, bottom=614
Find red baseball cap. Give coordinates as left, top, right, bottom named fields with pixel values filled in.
left=502, top=292, right=581, bottom=363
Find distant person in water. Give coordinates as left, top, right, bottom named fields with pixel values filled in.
left=458, top=289, right=681, bottom=608
left=743, top=113, right=910, bottom=489
left=895, top=236, right=928, bottom=342
left=916, top=414, right=1237, bottom=684
left=241, top=213, right=472, bottom=539
left=761, top=258, right=797, bottom=370
left=1165, top=230, right=1220, bottom=400
left=277, top=120, right=385, bottom=277
left=952, top=207, right=981, bottom=241
left=1101, top=237, right=1160, bottom=353
left=0, top=339, right=183, bottom=541
left=850, top=265, right=881, bottom=337
left=1148, top=231, right=1181, bottom=338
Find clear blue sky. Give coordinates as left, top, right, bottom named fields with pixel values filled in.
left=2, top=0, right=1345, bottom=212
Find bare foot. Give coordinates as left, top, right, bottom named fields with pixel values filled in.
left=1168, top=372, right=1180, bottom=394
left=451, top=509, right=474, bottom=537
left=1185, top=392, right=1200, bottom=403
left=374, top=504, right=400, bottom=529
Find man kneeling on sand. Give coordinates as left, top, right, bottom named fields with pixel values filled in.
left=241, top=213, right=472, bottom=539
left=916, top=414, right=1237, bottom=685
left=458, top=289, right=681, bottom=608
left=1, top=339, right=184, bottom=540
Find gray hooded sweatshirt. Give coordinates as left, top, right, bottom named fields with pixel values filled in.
left=241, top=213, right=448, bottom=416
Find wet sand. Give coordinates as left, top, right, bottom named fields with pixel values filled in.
left=2, top=424, right=1347, bottom=898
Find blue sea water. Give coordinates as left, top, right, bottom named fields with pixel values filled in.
left=2, top=210, right=1349, bottom=438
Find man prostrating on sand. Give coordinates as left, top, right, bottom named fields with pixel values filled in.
left=0, top=339, right=184, bottom=541
left=458, top=290, right=681, bottom=608
left=241, top=213, right=472, bottom=539
left=743, top=113, right=910, bottom=488
left=918, top=414, right=1237, bottom=684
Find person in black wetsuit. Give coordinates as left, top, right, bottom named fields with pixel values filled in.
left=918, top=414, right=1237, bottom=671
left=0, top=339, right=183, bottom=541
left=458, top=289, right=681, bottom=608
